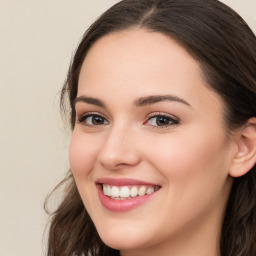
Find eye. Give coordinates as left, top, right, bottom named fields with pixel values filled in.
left=77, top=113, right=109, bottom=126
left=145, top=114, right=179, bottom=127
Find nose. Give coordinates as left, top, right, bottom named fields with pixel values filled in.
left=97, top=124, right=141, bottom=170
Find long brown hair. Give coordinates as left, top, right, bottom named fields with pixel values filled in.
left=45, top=0, right=256, bottom=255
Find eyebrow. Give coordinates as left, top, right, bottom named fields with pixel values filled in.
left=134, top=95, right=190, bottom=107
left=74, top=96, right=106, bottom=108
left=74, top=94, right=190, bottom=108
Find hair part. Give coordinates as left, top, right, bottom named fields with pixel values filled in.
left=46, top=0, right=256, bottom=255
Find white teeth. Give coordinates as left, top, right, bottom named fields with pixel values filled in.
left=111, top=186, right=119, bottom=197
left=138, top=186, right=147, bottom=196
left=146, top=187, right=154, bottom=195
left=103, top=185, right=107, bottom=195
left=102, top=184, right=159, bottom=199
left=130, top=186, right=138, bottom=197
left=119, top=186, right=130, bottom=197
left=107, top=186, right=111, bottom=196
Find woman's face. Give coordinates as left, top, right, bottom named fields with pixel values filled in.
left=70, top=29, right=236, bottom=255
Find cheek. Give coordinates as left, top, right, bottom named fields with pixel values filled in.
left=146, top=126, right=229, bottom=187
left=69, top=130, right=100, bottom=177
left=143, top=127, right=231, bottom=230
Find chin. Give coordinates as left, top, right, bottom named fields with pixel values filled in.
left=96, top=222, right=151, bottom=251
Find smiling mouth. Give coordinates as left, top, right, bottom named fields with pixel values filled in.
left=100, top=184, right=161, bottom=200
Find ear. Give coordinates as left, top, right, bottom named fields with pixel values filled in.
left=229, top=118, right=256, bottom=177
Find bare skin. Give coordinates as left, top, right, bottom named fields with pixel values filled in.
left=70, top=29, right=256, bottom=256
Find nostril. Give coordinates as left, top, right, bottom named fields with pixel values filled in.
left=99, top=158, right=139, bottom=170
left=97, top=137, right=141, bottom=170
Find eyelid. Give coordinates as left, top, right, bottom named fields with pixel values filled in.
left=146, top=111, right=179, bottom=119
left=144, top=112, right=179, bottom=128
left=76, top=112, right=109, bottom=126
left=76, top=111, right=179, bottom=129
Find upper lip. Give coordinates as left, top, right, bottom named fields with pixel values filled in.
left=96, top=177, right=160, bottom=187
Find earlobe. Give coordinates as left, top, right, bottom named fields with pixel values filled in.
left=229, top=118, right=256, bottom=177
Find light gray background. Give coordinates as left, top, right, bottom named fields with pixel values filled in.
left=0, top=1, right=255, bottom=255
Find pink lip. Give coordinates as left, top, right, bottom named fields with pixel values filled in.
left=96, top=178, right=160, bottom=212
left=96, top=177, right=159, bottom=186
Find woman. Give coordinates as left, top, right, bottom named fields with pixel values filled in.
left=45, top=0, right=256, bottom=255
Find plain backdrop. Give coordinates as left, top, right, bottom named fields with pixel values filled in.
left=0, top=1, right=255, bottom=255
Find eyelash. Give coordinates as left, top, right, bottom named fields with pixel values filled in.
left=76, top=112, right=179, bottom=128
left=77, top=112, right=109, bottom=127
left=144, top=112, right=179, bottom=128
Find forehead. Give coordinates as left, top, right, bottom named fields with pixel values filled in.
left=78, top=29, right=223, bottom=116
left=80, top=28, right=202, bottom=76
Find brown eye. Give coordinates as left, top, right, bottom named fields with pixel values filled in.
left=92, top=116, right=105, bottom=125
left=78, top=114, right=109, bottom=126
left=156, top=116, right=171, bottom=126
left=146, top=115, right=179, bottom=127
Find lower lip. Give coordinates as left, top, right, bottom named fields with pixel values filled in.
left=97, top=185, right=158, bottom=212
